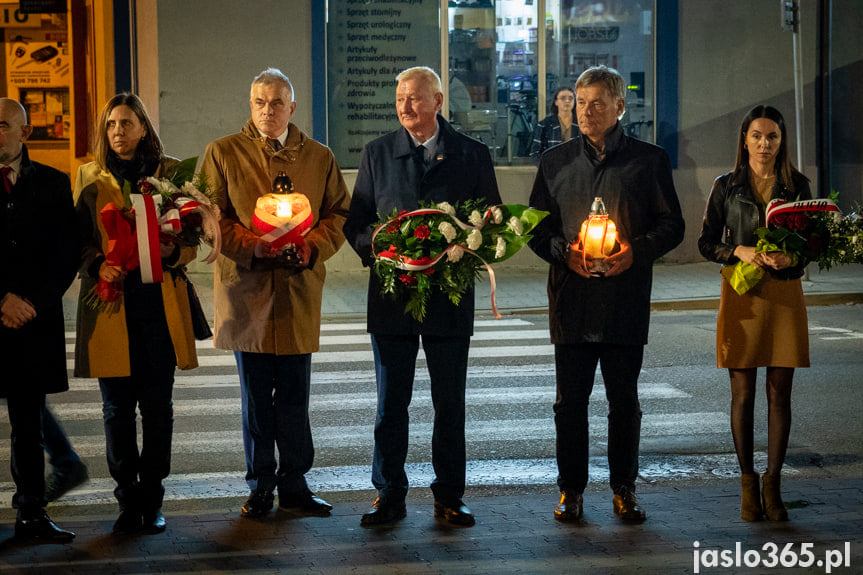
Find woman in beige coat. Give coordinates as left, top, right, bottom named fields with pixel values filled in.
left=74, top=93, right=197, bottom=535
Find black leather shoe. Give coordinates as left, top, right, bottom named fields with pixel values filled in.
left=142, top=508, right=167, bottom=533
left=45, top=461, right=89, bottom=502
left=15, top=510, right=75, bottom=542
left=360, top=497, right=406, bottom=526
left=433, top=499, right=475, bottom=527
left=241, top=491, right=274, bottom=518
left=613, top=490, right=646, bottom=522
left=279, top=490, right=333, bottom=515
left=113, top=507, right=143, bottom=534
left=554, top=491, right=583, bottom=522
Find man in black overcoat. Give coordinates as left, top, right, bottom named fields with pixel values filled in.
left=0, top=98, right=80, bottom=541
left=529, top=66, right=684, bottom=523
left=344, top=66, right=501, bottom=527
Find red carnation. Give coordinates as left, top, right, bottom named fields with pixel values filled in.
left=414, top=225, right=430, bottom=240
left=378, top=244, right=399, bottom=259
left=94, top=279, right=121, bottom=302
left=399, top=274, right=418, bottom=286
left=386, top=220, right=400, bottom=234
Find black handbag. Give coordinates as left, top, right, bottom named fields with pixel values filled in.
left=181, top=271, right=212, bottom=340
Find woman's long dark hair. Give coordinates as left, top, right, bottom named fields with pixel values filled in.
left=549, top=87, right=575, bottom=118
left=95, top=93, right=163, bottom=171
left=733, top=105, right=805, bottom=196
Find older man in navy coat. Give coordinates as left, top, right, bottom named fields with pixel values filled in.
left=344, top=66, right=500, bottom=527
left=0, top=98, right=80, bottom=541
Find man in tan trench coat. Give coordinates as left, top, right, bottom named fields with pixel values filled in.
left=199, top=68, right=350, bottom=518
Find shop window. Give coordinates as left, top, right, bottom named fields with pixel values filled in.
left=549, top=0, right=655, bottom=143
left=448, top=0, right=655, bottom=166
left=449, top=0, right=538, bottom=165
left=323, top=0, right=655, bottom=168
left=20, top=87, right=69, bottom=140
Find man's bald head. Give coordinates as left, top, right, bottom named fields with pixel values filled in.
left=0, top=97, right=32, bottom=163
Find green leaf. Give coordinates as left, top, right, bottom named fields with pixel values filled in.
left=168, top=157, right=199, bottom=187
left=122, top=180, right=133, bottom=208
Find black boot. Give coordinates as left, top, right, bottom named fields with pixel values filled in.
left=141, top=483, right=167, bottom=533
left=113, top=483, right=143, bottom=535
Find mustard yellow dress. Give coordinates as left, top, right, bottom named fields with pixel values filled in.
left=716, top=174, right=810, bottom=369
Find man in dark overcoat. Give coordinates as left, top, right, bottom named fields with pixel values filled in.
left=529, top=66, right=684, bottom=523
left=0, top=97, right=80, bottom=541
left=344, top=66, right=501, bottom=527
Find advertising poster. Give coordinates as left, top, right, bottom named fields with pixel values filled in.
left=5, top=31, right=70, bottom=140
left=327, top=0, right=440, bottom=168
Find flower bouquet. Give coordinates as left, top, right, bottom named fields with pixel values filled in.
left=372, top=199, right=548, bottom=321
left=722, top=195, right=862, bottom=295
left=84, top=157, right=221, bottom=309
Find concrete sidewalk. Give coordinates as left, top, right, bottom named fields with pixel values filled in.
left=1, top=478, right=860, bottom=573
left=62, top=262, right=863, bottom=325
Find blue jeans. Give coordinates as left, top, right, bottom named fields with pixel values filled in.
left=554, top=343, right=643, bottom=495
left=370, top=333, right=469, bottom=503
left=235, top=352, right=313, bottom=496
left=42, top=403, right=82, bottom=473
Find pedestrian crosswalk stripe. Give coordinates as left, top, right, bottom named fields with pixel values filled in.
left=0, top=412, right=727, bottom=457
left=6, top=382, right=688, bottom=422
left=65, top=344, right=556, bottom=369
left=1, top=452, right=787, bottom=509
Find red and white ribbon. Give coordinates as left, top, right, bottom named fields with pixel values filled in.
left=131, top=193, right=164, bottom=284
left=372, top=207, right=502, bottom=318
left=766, top=198, right=840, bottom=226
left=252, top=196, right=313, bottom=249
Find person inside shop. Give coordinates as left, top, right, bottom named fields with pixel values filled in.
left=0, top=97, right=80, bottom=542
left=529, top=86, right=578, bottom=160
left=344, top=65, right=501, bottom=528
left=74, top=93, right=199, bottom=535
left=698, top=105, right=810, bottom=522
left=198, top=67, right=350, bottom=520
left=528, top=65, right=684, bottom=524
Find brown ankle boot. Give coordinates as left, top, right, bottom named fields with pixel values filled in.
left=740, top=473, right=763, bottom=521
left=761, top=473, right=789, bottom=521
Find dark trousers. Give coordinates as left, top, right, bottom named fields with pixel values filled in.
left=235, top=351, right=313, bottom=496
left=370, top=333, right=469, bottom=503
left=236, top=352, right=256, bottom=490
left=99, top=313, right=176, bottom=499
left=7, top=390, right=46, bottom=512
left=554, top=343, right=643, bottom=495
left=42, top=403, right=82, bottom=472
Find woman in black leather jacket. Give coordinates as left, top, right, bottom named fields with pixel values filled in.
left=698, top=105, right=810, bottom=523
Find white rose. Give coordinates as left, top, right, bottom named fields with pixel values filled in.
left=437, top=201, right=456, bottom=217
left=507, top=216, right=523, bottom=236
left=492, top=207, right=504, bottom=224
left=469, top=210, right=483, bottom=227
left=467, top=229, right=482, bottom=250
left=448, top=245, right=465, bottom=262
left=439, top=221, right=457, bottom=243
left=495, top=235, right=506, bottom=259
